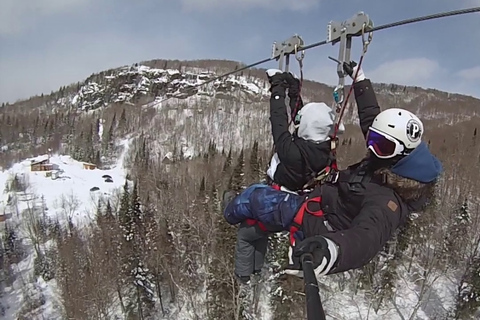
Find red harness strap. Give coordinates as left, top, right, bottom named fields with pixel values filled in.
left=271, top=183, right=281, bottom=190
left=245, top=219, right=268, bottom=232
left=289, top=196, right=323, bottom=245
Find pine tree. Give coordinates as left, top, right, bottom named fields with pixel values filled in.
left=3, top=223, right=18, bottom=263
left=229, top=148, right=245, bottom=192
left=208, top=139, right=216, bottom=158
left=94, top=150, right=101, bottom=167
left=445, top=198, right=470, bottom=266
left=125, top=182, right=155, bottom=318
left=199, top=176, right=206, bottom=194
left=248, top=140, right=260, bottom=183
left=268, top=232, right=303, bottom=318
left=118, top=179, right=130, bottom=222
left=222, top=147, right=233, bottom=172
left=105, top=200, right=113, bottom=218
left=103, top=114, right=116, bottom=151
left=118, top=108, right=127, bottom=133
left=143, top=199, right=165, bottom=315
left=454, top=254, right=480, bottom=319
left=206, top=183, right=238, bottom=319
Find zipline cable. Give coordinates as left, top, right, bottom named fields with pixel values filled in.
left=158, top=6, right=480, bottom=104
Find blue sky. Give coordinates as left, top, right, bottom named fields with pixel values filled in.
left=1, top=0, right=479, bottom=104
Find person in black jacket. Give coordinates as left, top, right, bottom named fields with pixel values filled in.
left=284, top=61, right=443, bottom=278
left=265, top=69, right=345, bottom=192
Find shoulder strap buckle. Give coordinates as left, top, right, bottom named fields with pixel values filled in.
left=324, top=170, right=339, bottom=184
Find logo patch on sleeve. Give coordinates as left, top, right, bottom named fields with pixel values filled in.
left=387, top=200, right=398, bottom=212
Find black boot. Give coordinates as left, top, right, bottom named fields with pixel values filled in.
left=222, top=189, right=237, bottom=211
left=235, top=273, right=251, bottom=285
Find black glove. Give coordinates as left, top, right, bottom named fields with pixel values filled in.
left=284, top=236, right=339, bottom=278
left=342, top=61, right=357, bottom=77
left=266, top=69, right=287, bottom=88
left=342, top=61, right=366, bottom=82
left=284, top=72, right=300, bottom=94
left=266, top=69, right=301, bottom=91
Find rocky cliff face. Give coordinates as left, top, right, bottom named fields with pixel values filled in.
left=70, top=64, right=270, bottom=111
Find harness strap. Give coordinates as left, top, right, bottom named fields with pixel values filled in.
left=271, top=184, right=281, bottom=191
left=245, top=219, right=268, bottom=232
left=289, top=196, right=323, bottom=245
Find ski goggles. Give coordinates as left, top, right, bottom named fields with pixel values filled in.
left=293, top=113, right=302, bottom=128
left=366, top=127, right=406, bottom=159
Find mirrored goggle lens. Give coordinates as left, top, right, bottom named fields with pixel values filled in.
left=366, top=130, right=397, bottom=157
left=293, top=113, right=301, bottom=125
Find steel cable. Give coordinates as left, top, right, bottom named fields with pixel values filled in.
left=158, top=7, right=480, bottom=104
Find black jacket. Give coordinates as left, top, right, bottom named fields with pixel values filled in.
left=269, top=81, right=331, bottom=191
left=301, top=79, right=427, bottom=274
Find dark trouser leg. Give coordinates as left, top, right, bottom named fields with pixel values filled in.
left=235, top=223, right=255, bottom=277
left=253, top=234, right=268, bottom=273
left=235, top=222, right=268, bottom=278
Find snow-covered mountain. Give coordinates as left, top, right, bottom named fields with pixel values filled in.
left=3, top=58, right=478, bottom=168
left=1, top=58, right=479, bottom=320
left=59, top=63, right=269, bottom=112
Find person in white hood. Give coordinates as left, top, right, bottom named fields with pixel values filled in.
left=265, top=69, right=345, bottom=192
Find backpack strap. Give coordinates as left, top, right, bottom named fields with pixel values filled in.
left=289, top=195, right=323, bottom=246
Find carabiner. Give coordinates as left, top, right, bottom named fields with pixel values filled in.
left=294, top=44, right=305, bottom=62
left=361, top=23, right=373, bottom=54
left=333, top=85, right=344, bottom=109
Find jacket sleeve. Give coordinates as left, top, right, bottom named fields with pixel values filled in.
left=353, top=79, right=381, bottom=138
left=288, top=80, right=303, bottom=116
left=269, top=84, right=303, bottom=162
left=322, top=193, right=406, bottom=273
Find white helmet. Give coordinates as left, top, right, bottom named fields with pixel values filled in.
left=367, top=108, right=423, bottom=159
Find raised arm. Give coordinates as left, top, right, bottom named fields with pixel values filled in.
left=344, top=62, right=381, bottom=138
left=266, top=69, right=302, bottom=161
left=287, top=76, right=304, bottom=121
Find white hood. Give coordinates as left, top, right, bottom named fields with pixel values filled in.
left=267, top=102, right=345, bottom=185
left=296, top=102, right=345, bottom=142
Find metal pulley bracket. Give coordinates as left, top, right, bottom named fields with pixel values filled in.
left=327, top=12, right=373, bottom=44
left=327, top=12, right=373, bottom=104
left=271, top=34, right=305, bottom=72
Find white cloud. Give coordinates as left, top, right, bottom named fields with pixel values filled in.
left=368, top=58, right=441, bottom=86
left=0, top=0, right=91, bottom=35
left=464, top=0, right=480, bottom=6
left=178, top=0, right=320, bottom=12
left=456, top=66, right=480, bottom=80
left=0, top=32, right=195, bottom=103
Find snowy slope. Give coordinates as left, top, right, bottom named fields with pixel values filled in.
left=0, top=140, right=131, bottom=319
left=0, top=141, right=463, bottom=319
left=70, top=65, right=269, bottom=111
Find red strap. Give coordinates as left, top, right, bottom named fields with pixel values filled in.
left=271, top=184, right=281, bottom=190
left=289, top=196, right=323, bottom=245
left=245, top=219, right=267, bottom=232
left=331, top=161, right=338, bottom=171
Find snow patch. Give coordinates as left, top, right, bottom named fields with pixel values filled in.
left=0, top=141, right=131, bottom=319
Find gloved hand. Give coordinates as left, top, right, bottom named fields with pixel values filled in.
left=266, top=69, right=299, bottom=90
left=286, top=73, right=301, bottom=98
left=284, top=71, right=299, bottom=86
left=266, top=69, right=286, bottom=88
left=284, top=236, right=339, bottom=278
left=343, top=61, right=366, bottom=83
